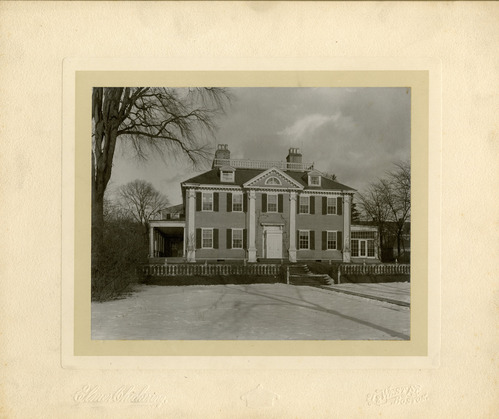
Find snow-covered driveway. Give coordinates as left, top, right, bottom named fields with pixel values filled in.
left=92, top=284, right=409, bottom=340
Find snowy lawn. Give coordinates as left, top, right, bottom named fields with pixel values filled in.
left=91, top=284, right=409, bottom=340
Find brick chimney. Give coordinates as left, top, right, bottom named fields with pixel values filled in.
left=286, top=147, right=302, bottom=164
left=213, top=144, right=230, bottom=167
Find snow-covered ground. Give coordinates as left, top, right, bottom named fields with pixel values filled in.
left=91, top=284, right=410, bottom=340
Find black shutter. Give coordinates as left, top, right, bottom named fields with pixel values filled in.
left=214, top=192, right=219, bottom=212
left=278, top=194, right=283, bottom=213
left=243, top=193, right=248, bottom=212
left=337, top=197, right=343, bottom=215
left=322, top=231, right=327, bottom=250
left=196, top=228, right=202, bottom=249
left=322, top=196, right=327, bottom=215
left=213, top=229, right=219, bottom=249
left=243, top=229, right=247, bottom=250
left=196, top=192, right=202, bottom=211
left=338, top=231, right=343, bottom=251
left=297, top=196, right=300, bottom=214
left=226, top=229, right=232, bottom=249
left=310, top=231, right=315, bottom=250
left=227, top=193, right=232, bottom=212
left=310, top=196, right=315, bottom=214
left=297, top=230, right=300, bottom=249
left=262, top=193, right=267, bottom=213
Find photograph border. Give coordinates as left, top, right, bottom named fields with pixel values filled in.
left=62, top=58, right=441, bottom=369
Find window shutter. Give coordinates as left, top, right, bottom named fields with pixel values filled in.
left=213, top=229, right=219, bottom=249
left=214, top=192, right=219, bottom=212
left=310, top=196, right=315, bottom=214
left=296, top=230, right=299, bottom=249
left=226, top=193, right=232, bottom=212
left=322, top=197, right=327, bottom=215
left=296, top=196, right=300, bottom=214
left=322, top=231, right=327, bottom=250
left=262, top=193, right=267, bottom=213
left=310, top=230, right=315, bottom=250
left=337, top=197, right=343, bottom=215
left=226, top=229, right=232, bottom=249
left=196, top=228, right=201, bottom=249
left=196, top=192, right=201, bottom=211
left=243, top=193, right=248, bottom=212
left=338, top=231, right=343, bottom=251
left=278, top=194, right=283, bottom=213
left=243, top=229, right=247, bottom=250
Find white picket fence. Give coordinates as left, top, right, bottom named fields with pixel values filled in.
left=142, top=263, right=280, bottom=277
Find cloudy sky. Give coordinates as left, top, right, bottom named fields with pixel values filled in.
left=109, top=87, right=411, bottom=205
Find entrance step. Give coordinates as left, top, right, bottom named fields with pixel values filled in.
left=288, top=264, right=333, bottom=286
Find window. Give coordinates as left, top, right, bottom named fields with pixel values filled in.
left=310, top=175, right=320, bottom=186
left=298, top=230, right=309, bottom=250
left=232, top=229, right=243, bottom=249
left=327, top=197, right=337, bottom=214
left=232, top=193, right=243, bottom=212
left=267, top=194, right=278, bottom=212
left=202, top=229, right=213, bottom=248
left=221, top=171, right=234, bottom=182
left=265, top=176, right=281, bottom=185
left=327, top=231, right=337, bottom=250
left=299, top=196, right=309, bottom=214
left=351, top=231, right=376, bottom=257
left=202, top=192, right=213, bottom=211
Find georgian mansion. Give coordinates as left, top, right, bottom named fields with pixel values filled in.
left=149, top=145, right=379, bottom=264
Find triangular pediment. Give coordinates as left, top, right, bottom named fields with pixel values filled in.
left=243, top=167, right=304, bottom=189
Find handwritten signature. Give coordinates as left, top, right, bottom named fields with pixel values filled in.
left=74, top=385, right=167, bottom=408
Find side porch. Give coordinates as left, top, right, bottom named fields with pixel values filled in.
left=148, top=220, right=186, bottom=261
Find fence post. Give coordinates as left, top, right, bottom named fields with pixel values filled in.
left=337, top=266, right=341, bottom=284
left=286, top=266, right=289, bottom=285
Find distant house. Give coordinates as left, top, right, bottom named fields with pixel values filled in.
left=149, top=144, right=380, bottom=263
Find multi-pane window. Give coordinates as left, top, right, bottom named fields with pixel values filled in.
left=351, top=231, right=376, bottom=257
left=202, top=192, right=213, bottom=211
left=232, top=229, right=243, bottom=249
left=267, top=194, right=278, bottom=212
left=221, top=171, right=234, bottom=182
left=202, top=229, right=213, bottom=248
left=298, top=230, right=309, bottom=249
left=232, top=193, right=243, bottom=212
left=327, top=197, right=337, bottom=214
left=310, top=176, right=320, bottom=186
left=327, top=231, right=337, bottom=250
left=299, top=196, right=309, bottom=214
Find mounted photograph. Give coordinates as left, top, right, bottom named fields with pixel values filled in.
left=90, top=86, right=411, bottom=341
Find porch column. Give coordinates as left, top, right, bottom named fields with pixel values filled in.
left=343, top=194, right=351, bottom=263
left=149, top=225, right=154, bottom=258
left=247, top=190, right=257, bottom=262
left=186, top=189, right=196, bottom=262
left=288, top=191, right=297, bottom=262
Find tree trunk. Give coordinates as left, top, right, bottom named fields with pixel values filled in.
left=91, top=189, right=105, bottom=279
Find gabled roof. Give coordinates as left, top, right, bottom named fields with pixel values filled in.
left=242, top=167, right=304, bottom=189
left=182, top=168, right=355, bottom=191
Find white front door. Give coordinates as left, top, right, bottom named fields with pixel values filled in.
left=264, top=226, right=283, bottom=259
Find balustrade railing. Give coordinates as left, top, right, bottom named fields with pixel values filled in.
left=213, top=158, right=314, bottom=171
left=142, top=263, right=280, bottom=277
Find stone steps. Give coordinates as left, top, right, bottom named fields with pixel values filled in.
left=288, top=264, right=333, bottom=286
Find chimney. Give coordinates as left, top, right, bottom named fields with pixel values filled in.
left=213, top=144, right=230, bottom=167
left=286, top=147, right=302, bottom=164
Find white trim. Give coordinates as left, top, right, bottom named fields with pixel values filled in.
left=231, top=228, right=244, bottom=249
left=150, top=220, right=186, bottom=228
left=326, top=230, right=338, bottom=250
left=298, top=195, right=310, bottom=214
left=326, top=196, right=337, bottom=215
left=265, top=176, right=282, bottom=186
left=201, top=227, right=214, bottom=249
left=266, top=192, right=278, bottom=213
left=201, top=191, right=214, bottom=212
left=231, top=192, right=243, bottom=212
left=298, top=229, right=310, bottom=250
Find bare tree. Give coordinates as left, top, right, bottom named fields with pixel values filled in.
left=91, top=87, right=230, bottom=278
left=117, top=180, right=170, bottom=236
left=357, top=161, right=411, bottom=260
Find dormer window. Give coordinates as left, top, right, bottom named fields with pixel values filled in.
left=265, top=176, right=282, bottom=186
left=307, top=171, right=322, bottom=186
left=220, top=166, right=235, bottom=183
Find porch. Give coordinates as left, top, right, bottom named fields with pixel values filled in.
left=148, top=220, right=185, bottom=259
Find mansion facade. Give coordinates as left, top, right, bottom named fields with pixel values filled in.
left=149, top=145, right=379, bottom=263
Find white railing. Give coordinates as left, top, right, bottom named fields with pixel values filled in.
left=142, top=263, right=281, bottom=277
left=340, top=264, right=410, bottom=276
left=213, top=158, right=314, bottom=171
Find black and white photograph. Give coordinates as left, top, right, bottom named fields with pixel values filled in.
left=90, top=86, right=411, bottom=341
